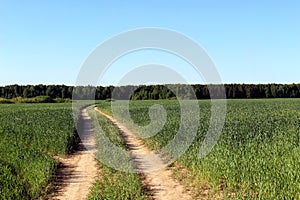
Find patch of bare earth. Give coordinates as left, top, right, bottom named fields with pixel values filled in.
left=49, top=109, right=97, bottom=200
left=95, top=108, right=193, bottom=200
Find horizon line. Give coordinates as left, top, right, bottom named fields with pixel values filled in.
left=1, top=82, right=300, bottom=87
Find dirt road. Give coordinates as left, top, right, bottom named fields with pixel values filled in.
left=95, top=108, right=193, bottom=200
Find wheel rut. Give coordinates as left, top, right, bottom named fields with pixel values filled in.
left=49, top=108, right=97, bottom=200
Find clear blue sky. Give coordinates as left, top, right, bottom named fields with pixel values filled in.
left=0, top=0, right=299, bottom=86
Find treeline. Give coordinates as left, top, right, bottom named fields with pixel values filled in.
left=0, top=84, right=300, bottom=100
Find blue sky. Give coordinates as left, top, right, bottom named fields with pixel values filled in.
left=0, top=0, right=299, bottom=86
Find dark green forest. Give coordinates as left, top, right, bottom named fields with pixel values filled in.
left=0, top=84, right=300, bottom=101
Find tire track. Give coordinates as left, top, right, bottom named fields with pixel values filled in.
left=50, top=108, right=97, bottom=200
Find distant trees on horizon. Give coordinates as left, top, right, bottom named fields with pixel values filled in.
left=0, top=83, right=300, bottom=100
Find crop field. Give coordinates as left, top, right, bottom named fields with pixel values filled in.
left=0, top=103, right=76, bottom=199
left=97, top=99, right=300, bottom=199
left=1, top=99, right=299, bottom=199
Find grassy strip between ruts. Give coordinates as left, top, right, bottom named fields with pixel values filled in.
left=87, top=106, right=150, bottom=200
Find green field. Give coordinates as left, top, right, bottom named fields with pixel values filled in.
left=0, top=103, right=77, bottom=199
left=1, top=99, right=299, bottom=199
left=97, top=99, right=300, bottom=199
